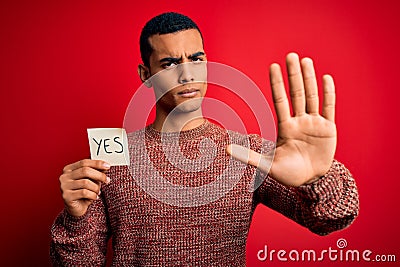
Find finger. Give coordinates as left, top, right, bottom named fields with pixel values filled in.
left=62, top=178, right=102, bottom=195
left=226, top=144, right=272, bottom=173
left=63, top=159, right=111, bottom=173
left=286, top=52, right=306, bottom=116
left=270, top=63, right=291, bottom=122
left=64, top=189, right=99, bottom=203
left=60, top=166, right=110, bottom=184
left=322, top=74, right=336, bottom=122
left=301, top=57, right=319, bottom=115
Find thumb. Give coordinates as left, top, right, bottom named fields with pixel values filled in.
left=226, top=144, right=273, bottom=174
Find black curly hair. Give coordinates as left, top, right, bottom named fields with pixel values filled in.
left=139, top=12, right=203, bottom=67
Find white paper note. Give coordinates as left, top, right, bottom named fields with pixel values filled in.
left=87, top=128, right=130, bottom=166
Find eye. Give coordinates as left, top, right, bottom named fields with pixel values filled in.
left=162, top=62, right=178, bottom=69
left=192, top=57, right=204, bottom=64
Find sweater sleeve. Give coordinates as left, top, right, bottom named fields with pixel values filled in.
left=50, top=196, right=110, bottom=266
left=252, top=138, right=359, bottom=236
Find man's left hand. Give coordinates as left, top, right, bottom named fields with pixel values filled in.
left=227, top=53, right=336, bottom=187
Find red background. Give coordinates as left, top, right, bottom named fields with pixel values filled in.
left=1, top=0, right=399, bottom=266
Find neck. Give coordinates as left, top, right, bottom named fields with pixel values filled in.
left=152, top=108, right=205, bottom=132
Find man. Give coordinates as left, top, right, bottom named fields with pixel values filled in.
left=50, top=12, right=359, bottom=266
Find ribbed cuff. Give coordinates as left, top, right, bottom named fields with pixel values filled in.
left=62, top=208, right=92, bottom=232
left=296, top=160, right=343, bottom=202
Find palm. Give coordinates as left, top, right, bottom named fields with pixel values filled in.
left=272, top=114, right=336, bottom=186
left=227, top=53, right=337, bottom=186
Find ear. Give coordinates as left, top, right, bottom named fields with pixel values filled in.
left=137, top=64, right=152, bottom=88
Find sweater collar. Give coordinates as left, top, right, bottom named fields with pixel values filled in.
left=145, top=119, right=210, bottom=140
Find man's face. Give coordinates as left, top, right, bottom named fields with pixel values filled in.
left=144, top=29, right=207, bottom=114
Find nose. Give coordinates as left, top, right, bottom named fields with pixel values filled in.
left=178, top=63, right=195, bottom=84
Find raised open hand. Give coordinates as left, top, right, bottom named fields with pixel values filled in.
left=227, top=52, right=337, bottom=186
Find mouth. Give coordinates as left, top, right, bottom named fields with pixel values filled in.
left=177, top=88, right=200, bottom=98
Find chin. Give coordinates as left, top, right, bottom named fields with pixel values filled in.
left=173, top=97, right=203, bottom=113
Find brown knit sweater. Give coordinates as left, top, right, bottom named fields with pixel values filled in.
left=50, top=120, right=359, bottom=266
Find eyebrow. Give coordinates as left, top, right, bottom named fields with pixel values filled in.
left=188, top=51, right=205, bottom=59
left=159, top=51, right=205, bottom=63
